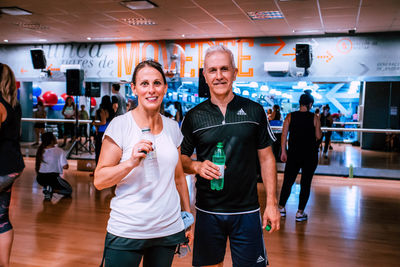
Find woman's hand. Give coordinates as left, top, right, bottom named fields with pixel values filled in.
left=128, top=139, right=153, bottom=168
left=185, top=226, right=194, bottom=246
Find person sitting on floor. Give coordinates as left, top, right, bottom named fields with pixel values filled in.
left=35, top=132, right=72, bottom=200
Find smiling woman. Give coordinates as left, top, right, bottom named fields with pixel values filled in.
left=93, top=59, right=193, bottom=267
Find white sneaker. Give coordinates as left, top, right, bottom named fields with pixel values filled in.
left=295, top=211, right=308, bottom=222
left=279, top=207, right=286, bottom=217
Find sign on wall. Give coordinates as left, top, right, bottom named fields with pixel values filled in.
left=1, top=34, right=399, bottom=82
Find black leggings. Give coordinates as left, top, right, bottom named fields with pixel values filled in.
left=0, top=173, right=19, bottom=233
left=95, top=131, right=104, bottom=164
left=104, top=245, right=176, bottom=267
left=322, top=132, right=332, bottom=153
left=37, top=172, right=72, bottom=196
left=279, top=153, right=318, bottom=211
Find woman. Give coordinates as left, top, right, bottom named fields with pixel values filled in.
left=92, top=95, right=114, bottom=165
left=35, top=132, right=72, bottom=201
left=61, top=96, right=76, bottom=147
left=94, top=60, right=193, bottom=267
left=279, top=92, right=322, bottom=222
left=269, top=104, right=283, bottom=161
left=0, top=63, right=25, bottom=267
left=32, top=101, right=46, bottom=146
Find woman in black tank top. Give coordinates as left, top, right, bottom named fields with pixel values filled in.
left=0, top=63, right=25, bottom=266
left=278, top=92, right=322, bottom=222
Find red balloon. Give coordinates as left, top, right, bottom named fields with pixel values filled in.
left=42, top=91, right=58, bottom=107
left=61, top=93, right=69, bottom=100
left=90, top=97, right=96, bottom=107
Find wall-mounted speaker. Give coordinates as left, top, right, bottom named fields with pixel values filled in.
left=296, top=44, right=312, bottom=68
left=198, top=68, right=210, bottom=98
left=30, top=49, right=47, bottom=69
left=85, top=82, right=101, bottom=97
left=66, top=69, right=84, bottom=96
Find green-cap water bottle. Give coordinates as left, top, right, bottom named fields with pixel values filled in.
left=211, top=142, right=225, bottom=191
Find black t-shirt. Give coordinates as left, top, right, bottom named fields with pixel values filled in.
left=181, top=94, right=275, bottom=213
left=0, top=95, right=25, bottom=175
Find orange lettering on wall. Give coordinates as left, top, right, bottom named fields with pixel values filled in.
left=142, top=42, right=159, bottom=61
left=237, top=39, right=254, bottom=77
left=116, top=42, right=139, bottom=77
left=175, top=41, right=187, bottom=77
left=198, top=41, right=215, bottom=70
left=215, top=39, right=236, bottom=47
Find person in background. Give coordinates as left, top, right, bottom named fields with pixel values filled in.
left=269, top=104, right=283, bottom=162
left=92, top=96, right=114, bottom=166
left=61, top=96, right=76, bottom=147
left=111, top=83, right=126, bottom=116
left=94, top=60, right=192, bottom=267
left=35, top=132, right=72, bottom=200
left=111, top=95, right=119, bottom=114
left=0, top=63, right=25, bottom=267
left=320, top=105, right=333, bottom=158
left=315, top=107, right=320, bottom=117
left=32, top=101, right=47, bottom=146
left=267, top=108, right=273, bottom=120
left=181, top=45, right=280, bottom=267
left=78, top=104, right=89, bottom=143
left=278, top=92, right=322, bottom=222
left=174, top=101, right=183, bottom=126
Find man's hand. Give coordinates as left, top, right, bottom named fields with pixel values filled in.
left=263, top=205, right=280, bottom=233
left=194, top=160, right=221, bottom=180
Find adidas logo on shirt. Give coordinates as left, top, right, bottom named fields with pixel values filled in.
left=257, top=255, right=265, bottom=263
left=237, top=108, right=247, bottom=116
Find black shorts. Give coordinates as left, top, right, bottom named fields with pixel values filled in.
left=102, top=230, right=186, bottom=267
left=193, top=209, right=268, bottom=267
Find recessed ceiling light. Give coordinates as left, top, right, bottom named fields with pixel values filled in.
left=38, top=39, right=47, bottom=42
left=4, top=39, right=8, bottom=42
left=0, top=6, right=32, bottom=15
left=120, top=0, right=157, bottom=10
left=87, top=37, right=92, bottom=40
left=121, top=17, right=156, bottom=26
left=247, top=11, right=284, bottom=20
left=181, top=34, right=185, bottom=38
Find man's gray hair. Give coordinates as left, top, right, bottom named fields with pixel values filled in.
left=204, top=45, right=236, bottom=69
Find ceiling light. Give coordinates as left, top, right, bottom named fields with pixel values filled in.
left=121, top=18, right=156, bottom=26
left=87, top=37, right=91, bottom=40
left=260, top=85, right=269, bottom=91
left=120, top=0, right=157, bottom=10
left=247, top=11, right=284, bottom=20
left=4, top=39, right=8, bottom=42
left=38, top=39, right=47, bottom=42
left=181, top=34, right=185, bottom=38
left=0, top=6, right=32, bottom=15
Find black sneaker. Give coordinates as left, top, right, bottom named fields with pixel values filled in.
left=43, top=186, right=53, bottom=201
left=295, top=211, right=308, bottom=222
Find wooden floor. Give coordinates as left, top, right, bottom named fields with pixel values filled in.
left=9, top=157, right=400, bottom=267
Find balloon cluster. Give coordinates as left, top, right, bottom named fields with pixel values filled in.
left=32, top=86, right=70, bottom=111
left=32, top=86, right=97, bottom=110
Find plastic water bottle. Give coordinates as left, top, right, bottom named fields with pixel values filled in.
left=349, top=164, right=354, bottom=178
left=141, top=128, right=159, bottom=183
left=211, top=142, right=225, bottom=191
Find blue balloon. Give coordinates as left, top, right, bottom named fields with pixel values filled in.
left=51, top=96, right=65, bottom=111
left=32, top=86, right=42, bottom=97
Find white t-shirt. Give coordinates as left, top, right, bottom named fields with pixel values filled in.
left=38, top=147, right=68, bottom=174
left=104, top=112, right=185, bottom=239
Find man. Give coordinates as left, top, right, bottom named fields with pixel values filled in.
left=111, top=83, right=126, bottom=116
left=278, top=92, right=322, bottom=221
left=181, top=45, right=280, bottom=267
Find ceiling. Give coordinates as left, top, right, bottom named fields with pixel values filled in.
left=0, top=0, right=399, bottom=44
